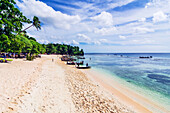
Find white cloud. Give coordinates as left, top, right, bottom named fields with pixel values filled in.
left=77, top=34, right=91, bottom=42
left=134, top=27, right=155, bottom=34
left=71, top=40, right=79, bottom=45
left=37, top=39, right=49, bottom=44
left=62, top=41, right=70, bottom=45
left=109, top=0, right=135, bottom=9
left=50, top=35, right=62, bottom=40
left=153, top=11, right=167, bottom=23
left=91, top=11, right=113, bottom=27
left=53, top=41, right=62, bottom=44
left=119, top=35, right=126, bottom=39
left=99, top=39, right=109, bottom=43
left=138, top=18, right=146, bottom=22
left=72, top=0, right=136, bottom=19
left=94, top=27, right=117, bottom=35
left=94, top=41, right=101, bottom=45
left=131, top=38, right=154, bottom=45
left=145, top=2, right=151, bottom=8
left=16, top=0, right=81, bottom=29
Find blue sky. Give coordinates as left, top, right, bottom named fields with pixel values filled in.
left=16, top=0, right=170, bottom=53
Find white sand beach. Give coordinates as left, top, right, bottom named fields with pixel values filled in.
left=0, top=55, right=169, bottom=113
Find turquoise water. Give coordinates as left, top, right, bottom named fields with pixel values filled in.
left=84, top=53, right=170, bottom=109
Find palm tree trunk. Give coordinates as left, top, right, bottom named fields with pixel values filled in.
left=22, top=24, right=33, bottom=32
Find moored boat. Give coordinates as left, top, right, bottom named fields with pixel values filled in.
left=76, top=66, right=91, bottom=69
left=67, top=61, right=75, bottom=65
left=67, top=61, right=84, bottom=65
left=61, top=56, right=76, bottom=61
left=139, top=56, right=152, bottom=59
left=77, top=56, right=85, bottom=59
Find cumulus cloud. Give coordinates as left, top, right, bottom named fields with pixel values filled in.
left=153, top=11, right=167, bottom=23
left=16, top=0, right=81, bottom=29
left=91, top=11, right=113, bottom=27
left=94, top=27, right=117, bottom=35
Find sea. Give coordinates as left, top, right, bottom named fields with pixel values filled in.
left=83, top=53, right=170, bottom=110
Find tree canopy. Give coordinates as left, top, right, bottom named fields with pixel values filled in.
left=45, top=43, right=84, bottom=55
left=22, top=16, right=41, bottom=32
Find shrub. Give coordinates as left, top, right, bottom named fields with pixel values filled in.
left=26, top=54, right=35, bottom=61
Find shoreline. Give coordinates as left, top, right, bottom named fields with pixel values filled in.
left=82, top=68, right=170, bottom=113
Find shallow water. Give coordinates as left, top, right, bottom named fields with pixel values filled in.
left=84, top=53, right=170, bottom=109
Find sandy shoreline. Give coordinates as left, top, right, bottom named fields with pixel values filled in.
left=0, top=55, right=169, bottom=113
left=82, top=69, right=169, bottom=113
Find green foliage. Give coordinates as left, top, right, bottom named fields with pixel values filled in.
left=21, top=35, right=33, bottom=53
left=38, top=43, right=46, bottom=54
left=9, top=35, right=26, bottom=53
left=30, top=39, right=39, bottom=54
left=26, top=54, right=35, bottom=61
left=0, top=0, right=31, bottom=36
left=45, top=43, right=84, bottom=55
left=0, top=34, right=11, bottom=52
left=46, top=43, right=56, bottom=54
left=33, top=16, right=41, bottom=30
left=22, top=16, right=41, bottom=32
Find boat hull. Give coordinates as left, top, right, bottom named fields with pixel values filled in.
left=76, top=66, right=91, bottom=69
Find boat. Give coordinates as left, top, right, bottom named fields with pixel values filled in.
left=139, top=56, right=152, bottom=59
left=61, top=56, right=76, bottom=61
left=77, top=61, right=84, bottom=65
left=77, top=56, right=85, bottom=59
left=67, top=61, right=75, bottom=65
left=67, top=61, right=84, bottom=65
left=76, top=66, right=91, bottom=69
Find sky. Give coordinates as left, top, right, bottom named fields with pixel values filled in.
left=16, top=0, right=170, bottom=53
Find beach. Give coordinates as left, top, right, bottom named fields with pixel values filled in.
left=0, top=55, right=168, bottom=113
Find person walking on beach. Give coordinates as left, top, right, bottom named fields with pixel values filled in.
left=86, top=63, right=88, bottom=67
left=52, top=58, right=54, bottom=62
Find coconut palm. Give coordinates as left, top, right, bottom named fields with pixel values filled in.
left=22, top=16, right=41, bottom=32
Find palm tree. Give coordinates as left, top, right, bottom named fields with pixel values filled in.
left=22, top=16, right=41, bottom=32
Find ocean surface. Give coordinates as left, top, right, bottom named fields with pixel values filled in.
left=83, top=53, right=170, bottom=109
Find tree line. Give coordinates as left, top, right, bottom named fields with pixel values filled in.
left=0, top=0, right=84, bottom=57
left=45, top=43, right=84, bottom=55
